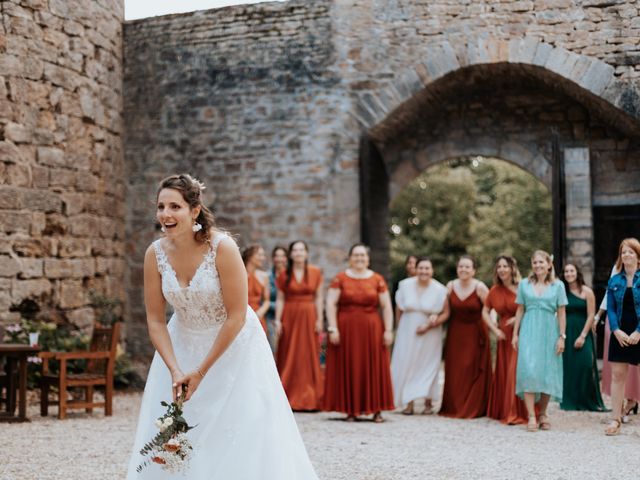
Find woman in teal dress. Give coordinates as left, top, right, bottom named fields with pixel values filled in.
left=560, top=263, right=607, bottom=411
left=512, top=250, right=568, bottom=432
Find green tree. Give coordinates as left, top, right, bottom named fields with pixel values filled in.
left=389, top=158, right=552, bottom=287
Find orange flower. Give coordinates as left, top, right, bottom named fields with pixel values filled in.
left=152, top=456, right=166, bottom=465
left=164, top=438, right=181, bottom=453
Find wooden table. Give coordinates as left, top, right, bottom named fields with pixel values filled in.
left=0, top=344, right=40, bottom=422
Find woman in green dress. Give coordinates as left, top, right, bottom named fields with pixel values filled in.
left=560, top=263, right=607, bottom=411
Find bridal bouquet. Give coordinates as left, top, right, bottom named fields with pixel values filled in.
left=136, top=389, right=196, bottom=474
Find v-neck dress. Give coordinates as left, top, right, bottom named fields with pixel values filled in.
left=439, top=288, right=492, bottom=419
left=126, top=234, right=319, bottom=479
left=276, top=265, right=324, bottom=410
left=515, top=279, right=568, bottom=401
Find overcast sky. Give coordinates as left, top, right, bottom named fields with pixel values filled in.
left=125, top=0, right=285, bottom=20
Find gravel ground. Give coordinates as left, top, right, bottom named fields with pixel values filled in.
left=1, top=392, right=638, bottom=480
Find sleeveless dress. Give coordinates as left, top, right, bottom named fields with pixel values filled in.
left=323, top=271, right=395, bottom=416
left=247, top=271, right=268, bottom=333
left=126, top=234, right=318, bottom=479
left=515, top=279, right=567, bottom=401
left=276, top=266, right=324, bottom=411
left=391, top=277, right=447, bottom=407
left=485, top=285, right=529, bottom=424
left=439, top=288, right=492, bottom=418
left=560, top=291, right=606, bottom=411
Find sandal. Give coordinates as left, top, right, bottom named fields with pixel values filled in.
left=402, top=402, right=414, bottom=416
left=422, top=401, right=434, bottom=415
left=605, top=418, right=621, bottom=436
left=372, top=412, right=384, bottom=423
left=526, top=416, right=538, bottom=432
left=622, top=400, right=638, bottom=423
left=345, top=415, right=356, bottom=422
left=538, top=413, right=551, bottom=431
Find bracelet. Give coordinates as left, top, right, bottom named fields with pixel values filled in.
left=327, top=326, right=338, bottom=334
left=196, top=367, right=206, bottom=378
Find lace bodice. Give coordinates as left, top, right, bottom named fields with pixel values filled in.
left=153, top=234, right=229, bottom=330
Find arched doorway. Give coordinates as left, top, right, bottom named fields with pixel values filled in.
left=358, top=41, right=640, bottom=287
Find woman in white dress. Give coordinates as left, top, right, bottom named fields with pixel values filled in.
left=391, top=257, right=449, bottom=415
left=126, top=174, right=318, bottom=479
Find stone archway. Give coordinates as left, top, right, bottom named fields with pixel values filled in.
left=357, top=36, right=640, bottom=284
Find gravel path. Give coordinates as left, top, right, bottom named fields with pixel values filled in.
left=2, top=392, right=638, bottom=480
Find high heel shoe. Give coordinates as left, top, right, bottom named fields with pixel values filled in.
left=621, top=400, right=638, bottom=424
left=624, top=401, right=639, bottom=416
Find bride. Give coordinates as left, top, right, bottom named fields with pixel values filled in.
left=126, top=174, right=318, bottom=479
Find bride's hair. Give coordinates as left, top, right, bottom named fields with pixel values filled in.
left=157, top=173, right=216, bottom=243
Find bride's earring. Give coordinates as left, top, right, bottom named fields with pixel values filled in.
left=161, top=226, right=166, bottom=233
left=192, top=221, right=202, bottom=232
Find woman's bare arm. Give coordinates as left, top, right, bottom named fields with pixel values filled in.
left=143, top=245, right=182, bottom=398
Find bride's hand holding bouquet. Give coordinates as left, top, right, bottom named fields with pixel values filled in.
left=173, top=367, right=206, bottom=402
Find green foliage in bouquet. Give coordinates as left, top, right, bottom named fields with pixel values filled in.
left=137, top=390, right=196, bottom=473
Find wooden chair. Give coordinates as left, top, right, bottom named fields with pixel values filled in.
left=39, top=322, right=120, bottom=419
left=0, top=367, right=16, bottom=413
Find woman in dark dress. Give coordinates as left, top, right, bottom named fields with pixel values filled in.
left=605, top=238, right=640, bottom=435
left=560, top=263, right=606, bottom=411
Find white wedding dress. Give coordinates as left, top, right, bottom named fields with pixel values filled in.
left=126, top=234, right=318, bottom=479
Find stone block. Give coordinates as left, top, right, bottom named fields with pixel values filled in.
left=19, top=258, right=44, bottom=279
left=0, top=186, right=25, bottom=210
left=58, top=237, right=92, bottom=258
left=0, top=256, right=21, bottom=277
left=11, top=278, right=52, bottom=302
left=23, top=190, right=63, bottom=213
left=4, top=123, right=33, bottom=144
left=577, top=60, right=615, bottom=97
left=43, top=62, right=83, bottom=91
left=531, top=41, right=553, bottom=66
left=37, top=146, right=65, bottom=167
left=422, top=42, right=460, bottom=81
left=31, top=166, right=49, bottom=188
left=69, top=214, right=101, bottom=237
left=4, top=163, right=31, bottom=187
left=57, top=279, right=86, bottom=309
left=508, top=37, right=541, bottom=64
left=44, top=258, right=95, bottom=279
left=0, top=211, right=32, bottom=234
left=30, top=211, right=46, bottom=236
left=66, top=307, right=95, bottom=330
left=0, top=141, right=24, bottom=164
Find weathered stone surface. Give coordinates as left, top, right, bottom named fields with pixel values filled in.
left=1, top=0, right=124, bottom=333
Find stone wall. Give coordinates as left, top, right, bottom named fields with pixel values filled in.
left=122, top=0, right=357, bottom=356
left=0, top=0, right=125, bottom=329
left=122, top=0, right=640, bottom=356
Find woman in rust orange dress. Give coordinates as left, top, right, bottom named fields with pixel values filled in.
left=275, top=240, right=324, bottom=411
left=323, top=243, right=395, bottom=422
left=440, top=255, right=492, bottom=418
left=482, top=255, right=528, bottom=424
left=242, top=244, right=270, bottom=333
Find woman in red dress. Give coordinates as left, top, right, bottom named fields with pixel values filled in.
left=323, top=243, right=395, bottom=422
left=275, top=240, right=324, bottom=411
left=440, top=255, right=492, bottom=418
left=242, top=244, right=270, bottom=333
left=482, top=255, right=528, bottom=424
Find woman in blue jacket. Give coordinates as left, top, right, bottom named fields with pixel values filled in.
left=605, top=238, right=640, bottom=436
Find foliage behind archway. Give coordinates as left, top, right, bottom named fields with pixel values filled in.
left=389, top=157, right=552, bottom=286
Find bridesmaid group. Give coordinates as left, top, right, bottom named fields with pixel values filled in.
left=241, top=237, right=640, bottom=433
